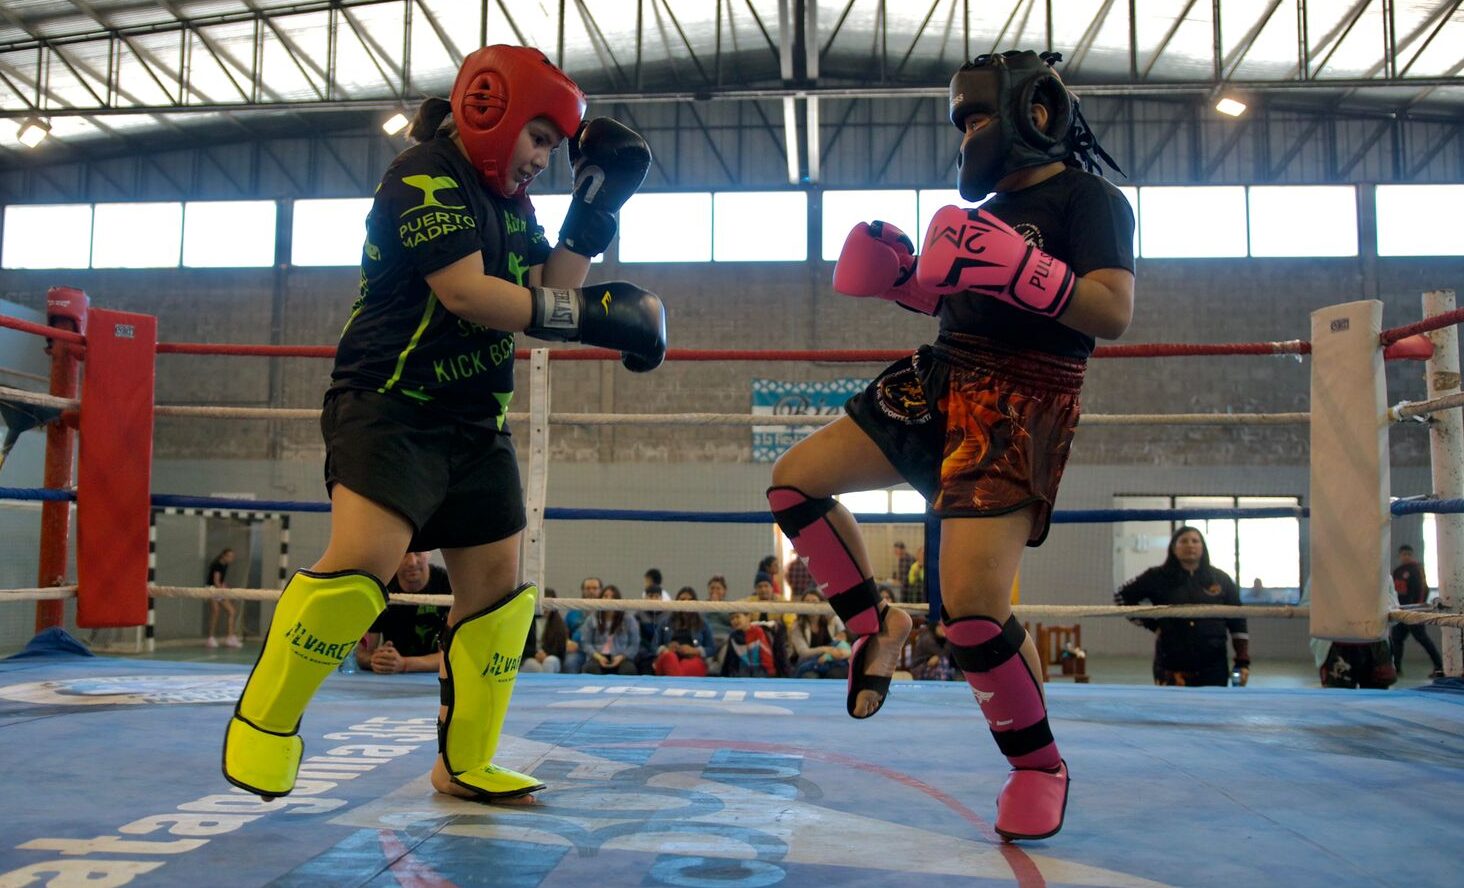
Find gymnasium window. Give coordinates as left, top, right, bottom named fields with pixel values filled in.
left=916, top=188, right=989, bottom=246
left=1113, top=494, right=1302, bottom=604
left=1375, top=184, right=1464, bottom=256
left=183, top=201, right=277, bottom=268
left=714, top=191, right=808, bottom=261
left=1421, top=514, right=1441, bottom=599
left=1137, top=186, right=1248, bottom=258
left=1117, top=185, right=1139, bottom=257
left=290, top=198, right=374, bottom=266
left=619, top=192, right=712, bottom=262
left=821, top=190, right=917, bottom=261
left=527, top=193, right=601, bottom=263
left=1248, top=186, right=1358, bottom=257
left=91, top=203, right=183, bottom=268
left=1, top=204, right=92, bottom=268
left=775, top=488, right=925, bottom=598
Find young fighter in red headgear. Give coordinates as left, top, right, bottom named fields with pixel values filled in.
left=770, top=50, right=1134, bottom=841
left=223, top=44, right=663, bottom=804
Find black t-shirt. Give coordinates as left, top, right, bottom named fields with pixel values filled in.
left=206, top=559, right=229, bottom=587
left=1116, top=564, right=1245, bottom=672
left=330, top=137, right=553, bottom=427
left=368, top=565, right=452, bottom=657
left=1392, top=562, right=1428, bottom=606
left=938, top=167, right=1135, bottom=359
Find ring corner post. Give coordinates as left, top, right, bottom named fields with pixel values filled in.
left=1423, top=289, right=1463, bottom=676
left=76, top=309, right=157, bottom=630
left=1308, top=300, right=1391, bottom=643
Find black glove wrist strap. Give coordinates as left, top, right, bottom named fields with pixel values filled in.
left=559, top=200, right=618, bottom=257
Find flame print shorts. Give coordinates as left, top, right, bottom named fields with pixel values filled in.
left=844, top=334, right=1084, bottom=546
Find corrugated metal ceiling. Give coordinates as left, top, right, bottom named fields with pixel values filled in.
left=0, top=1, right=1459, bottom=151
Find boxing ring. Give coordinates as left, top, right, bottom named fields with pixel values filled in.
left=2, top=290, right=1464, bottom=886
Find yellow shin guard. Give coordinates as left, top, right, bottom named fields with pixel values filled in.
left=440, top=583, right=544, bottom=801
left=222, top=569, right=387, bottom=799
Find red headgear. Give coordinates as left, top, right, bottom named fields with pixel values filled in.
left=450, top=45, right=586, bottom=197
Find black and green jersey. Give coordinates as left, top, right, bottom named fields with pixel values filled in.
left=330, top=137, right=552, bottom=427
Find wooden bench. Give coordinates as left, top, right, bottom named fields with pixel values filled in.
left=1024, top=622, right=1089, bottom=683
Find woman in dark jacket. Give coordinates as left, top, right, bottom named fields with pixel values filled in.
left=1115, top=526, right=1250, bottom=687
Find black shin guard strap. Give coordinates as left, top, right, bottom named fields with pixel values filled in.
left=768, top=486, right=837, bottom=535
left=992, top=719, right=1056, bottom=759
left=947, top=614, right=1027, bottom=673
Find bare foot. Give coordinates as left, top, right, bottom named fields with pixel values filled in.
left=852, top=606, right=912, bottom=717
left=429, top=756, right=537, bottom=805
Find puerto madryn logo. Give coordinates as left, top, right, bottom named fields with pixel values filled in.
left=400, top=174, right=465, bottom=215
left=0, top=675, right=243, bottom=706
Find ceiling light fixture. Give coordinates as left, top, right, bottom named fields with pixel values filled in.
left=382, top=112, right=410, bottom=136
left=17, top=117, right=51, bottom=148
left=1215, top=96, right=1248, bottom=118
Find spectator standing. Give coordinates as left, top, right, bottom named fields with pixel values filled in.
left=1390, top=544, right=1444, bottom=678
left=1115, top=526, right=1251, bottom=687
left=205, top=548, right=241, bottom=649
left=890, top=541, right=916, bottom=600
left=785, top=554, right=817, bottom=598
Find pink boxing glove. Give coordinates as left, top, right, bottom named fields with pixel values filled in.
left=917, top=205, right=1076, bottom=319
left=832, top=221, right=942, bottom=316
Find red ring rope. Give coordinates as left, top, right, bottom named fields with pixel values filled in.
left=8, top=304, right=1461, bottom=359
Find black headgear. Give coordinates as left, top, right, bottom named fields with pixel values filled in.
left=948, top=50, right=1121, bottom=200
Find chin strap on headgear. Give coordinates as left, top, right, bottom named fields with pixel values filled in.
left=450, top=44, right=587, bottom=197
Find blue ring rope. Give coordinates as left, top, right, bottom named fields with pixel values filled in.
left=4, top=487, right=1463, bottom=520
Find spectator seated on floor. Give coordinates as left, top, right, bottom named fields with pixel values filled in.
left=790, top=590, right=850, bottom=679
left=703, top=575, right=733, bottom=666
left=653, top=587, right=715, bottom=677
left=563, top=576, right=602, bottom=674
left=521, top=588, right=568, bottom=674
left=353, top=552, right=449, bottom=674
left=579, top=585, right=640, bottom=676
left=909, top=619, right=962, bottom=681
left=718, top=612, right=777, bottom=678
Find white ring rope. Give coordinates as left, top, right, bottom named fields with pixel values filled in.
left=144, top=405, right=1315, bottom=427
left=130, top=585, right=1464, bottom=628
left=9, top=586, right=1459, bottom=628
left=1390, top=391, right=1464, bottom=422
left=0, top=384, right=76, bottom=411
left=0, top=586, right=77, bottom=601
left=0, top=367, right=49, bottom=386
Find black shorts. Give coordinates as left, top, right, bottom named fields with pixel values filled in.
left=321, top=389, right=526, bottom=551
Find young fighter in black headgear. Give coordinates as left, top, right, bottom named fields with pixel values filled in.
left=223, top=44, right=664, bottom=805
left=769, top=50, right=1134, bottom=841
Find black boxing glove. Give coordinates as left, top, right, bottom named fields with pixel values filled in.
left=558, top=118, right=652, bottom=257
left=527, top=281, right=666, bottom=372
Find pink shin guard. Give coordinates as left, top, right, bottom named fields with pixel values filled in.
left=946, top=614, right=1068, bottom=840
left=767, top=487, right=880, bottom=637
